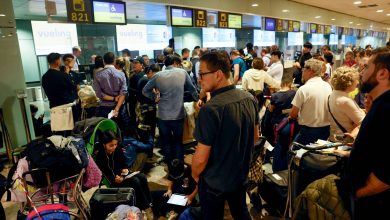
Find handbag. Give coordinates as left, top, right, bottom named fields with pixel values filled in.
left=50, top=103, right=75, bottom=131
left=83, top=155, right=102, bottom=189
left=328, top=95, right=347, bottom=133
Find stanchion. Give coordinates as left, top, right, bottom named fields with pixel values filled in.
left=17, top=90, right=31, bottom=143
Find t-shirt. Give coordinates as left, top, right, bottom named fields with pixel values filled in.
left=194, top=85, right=258, bottom=192
left=346, top=90, right=390, bottom=215
left=42, top=68, right=77, bottom=108
left=168, top=167, right=197, bottom=196
left=232, top=57, right=247, bottom=78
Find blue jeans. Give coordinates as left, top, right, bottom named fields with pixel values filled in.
left=158, top=118, right=184, bottom=163
left=199, top=178, right=251, bottom=220
left=293, top=125, right=330, bottom=146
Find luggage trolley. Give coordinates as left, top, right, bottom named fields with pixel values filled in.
left=19, top=168, right=88, bottom=219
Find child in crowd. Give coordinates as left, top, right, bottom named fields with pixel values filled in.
left=152, top=159, right=198, bottom=219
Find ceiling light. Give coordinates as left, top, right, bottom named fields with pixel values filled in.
left=0, top=14, right=5, bottom=17
left=357, top=23, right=361, bottom=25
left=349, top=22, right=353, bottom=24
left=376, top=9, right=383, bottom=12
left=331, top=18, right=336, bottom=20
left=282, top=9, right=289, bottom=13
left=387, top=13, right=390, bottom=16
left=251, top=3, right=258, bottom=7
left=353, top=1, right=362, bottom=4
left=315, top=16, right=321, bottom=19
left=1, top=36, right=5, bottom=38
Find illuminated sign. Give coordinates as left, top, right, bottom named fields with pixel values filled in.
left=66, top=0, right=92, bottom=23
left=228, top=14, right=242, bottom=29
left=310, top=23, right=317, bottom=33
left=92, top=0, right=126, bottom=25
left=264, top=17, right=276, bottom=31
left=170, top=7, right=193, bottom=27
left=218, top=12, right=228, bottom=28
left=194, top=9, right=207, bottom=27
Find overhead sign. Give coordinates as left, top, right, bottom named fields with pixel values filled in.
left=293, top=21, right=300, bottom=32
left=66, top=0, right=92, bottom=23
left=194, top=9, right=207, bottom=27
left=264, top=17, right=276, bottom=31
left=218, top=12, right=228, bottom=28
left=171, top=7, right=193, bottom=27
left=324, top=25, right=331, bottom=35
left=228, top=14, right=242, bottom=29
left=276, top=19, right=284, bottom=32
left=310, top=23, right=317, bottom=33
left=317, top=24, right=323, bottom=34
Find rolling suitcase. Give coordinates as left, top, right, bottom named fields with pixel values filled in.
left=90, top=188, right=136, bottom=220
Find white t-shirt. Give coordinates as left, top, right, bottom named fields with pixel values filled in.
left=292, top=77, right=333, bottom=127
left=267, top=61, right=283, bottom=84
left=325, top=63, right=332, bottom=77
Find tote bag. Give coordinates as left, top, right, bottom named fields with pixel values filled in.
left=50, top=103, right=74, bottom=131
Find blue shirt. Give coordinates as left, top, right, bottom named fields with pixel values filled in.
left=142, top=66, right=198, bottom=120
left=232, top=57, right=247, bottom=78
left=93, top=66, right=127, bottom=107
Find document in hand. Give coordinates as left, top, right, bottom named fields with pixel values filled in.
left=167, top=194, right=188, bottom=206
left=123, top=171, right=140, bottom=180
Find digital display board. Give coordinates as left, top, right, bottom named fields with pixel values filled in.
left=310, top=23, right=317, bottom=33
left=92, top=0, right=126, bottom=24
left=264, top=18, right=276, bottom=31
left=170, top=7, right=193, bottom=27
left=228, top=14, right=242, bottom=29
left=329, top=34, right=338, bottom=45
left=116, top=24, right=172, bottom=50
left=253, top=30, right=275, bottom=46
left=66, top=0, right=92, bottom=24
left=202, top=28, right=236, bottom=48
left=194, top=9, right=207, bottom=27
left=293, top=21, right=300, bottom=32
left=288, top=32, right=303, bottom=46
left=311, top=33, right=325, bottom=45
left=31, top=21, right=79, bottom=55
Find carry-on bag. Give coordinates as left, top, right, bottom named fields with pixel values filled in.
left=89, top=187, right=136, bottom=220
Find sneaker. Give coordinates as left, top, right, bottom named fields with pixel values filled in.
left=166, top=211, right=178, bottom=220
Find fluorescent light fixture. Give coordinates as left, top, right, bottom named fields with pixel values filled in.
left=376, top=9, right=383, bottom=13
left=331, top=18, right=336, bottom=20
left=315, top=16, right=321, bottom=19
left=251, top=3, right=258, bottom=7
left=353, top=1, right=362, bottom=4
left=282, top=9, right=289, bottom=13
left=0, top=14, right=5, bottom=17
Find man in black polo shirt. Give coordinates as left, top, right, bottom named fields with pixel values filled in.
left=192, top=52, right=259, bottom=220
left=293, top=42, right=313, bottom=86
left=42, top=53, right=77, bottom=109
left=342, top=47, right=390, bottom=219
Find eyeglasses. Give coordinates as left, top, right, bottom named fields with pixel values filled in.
left=199, top=70, right=217, bottom=79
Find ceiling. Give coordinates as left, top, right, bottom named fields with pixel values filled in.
left=291, top=0, right=390, bottom=25
left=8, top=0, right=390, bottom=30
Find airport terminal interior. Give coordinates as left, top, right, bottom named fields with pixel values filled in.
left=1, top=0, right=390, bottom=219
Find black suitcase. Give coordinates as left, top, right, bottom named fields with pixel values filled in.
left=90, top=188, right=135, bottom=220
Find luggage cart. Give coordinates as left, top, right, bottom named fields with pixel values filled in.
left=19, top=168, right=87, bottom=219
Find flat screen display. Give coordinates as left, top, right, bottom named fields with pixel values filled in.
left=31, top=21, right=79, bottom=55
left=341, top=35, right=346, bottom=45
left=116, top=24, right=172, bottom=50
left=264, top=18, right=276, bottom=31
left=253, top=30, right=275, bottom=46
left=228, top=14, right=242, bottom=29
left=293, top=21, right=300, bottom=32
left=311, top=33, right=325, bottom=45
left=287, top=32, right=303, bottom=46
left=92, top=0, right=126, bottom=24
left=310, top=23, right=317, bottom=33
left=329, top=34, right=338, bottom=45
left=170, top=7, right=193, bottom=27
left=202, top=28, right=236, bottom=48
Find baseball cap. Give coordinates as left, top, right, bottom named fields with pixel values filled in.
left=131, top=56, right=144, bottom=65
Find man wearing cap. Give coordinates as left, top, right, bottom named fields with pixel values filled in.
left=293, top=42, right=313, bottom=86
left=93, top=52, right=127, bottom=119
left=143, top=55, right=198, bottom=164
left=72, top=46, right=82, bottom=72
left=128, top=56, right=145, bottom=129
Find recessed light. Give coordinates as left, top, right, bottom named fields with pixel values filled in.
left=387, top=13, right=390, bottom=16
left=315, top=16, right=321, bottom=19
left=0, top=14, right=5, bottom=17
left=331, top=18, right=336, bottom=20
left=1, top=36, right=5, bottom=38
left=353, top=1, right=362, bottom=4
left=349, top=22, right=353, bottom=24
left=357, top=23, right=361, bottom=25
left=251, top=3, right=258, bottom=7
left=376, top=9, right=384, bottom=13
left=282, top=9, right=289, bottom=13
